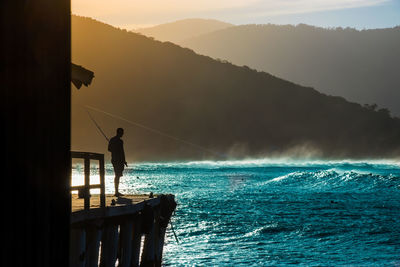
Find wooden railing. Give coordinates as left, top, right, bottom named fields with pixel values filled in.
left=71, top=151, right=105, bottom=210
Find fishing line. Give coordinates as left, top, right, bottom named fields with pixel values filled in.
left=85, top=105, right=227, bottom=159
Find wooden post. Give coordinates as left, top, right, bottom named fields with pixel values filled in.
left=99, top=155, right=106, bottom=208
left=100, top=223, right=119, bottom=267
left=84, top=155, right=90, bottom=210
left=131, top=217, right=143, bottom=267
left=156, top=226, right=167, bottom=267
left=119, top=219, right=134, bottom=267
left=140, top=211, right=155, bottom=267
left=86, top=224, right=102, bottom=267
left=153, top=209, right=161, bottom=267
left=70, top=228, right=86, bottom=267
left=157, top=194, right=177, bottom=266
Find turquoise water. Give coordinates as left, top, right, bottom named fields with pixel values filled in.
left=76, top=159, right=400, bottom=266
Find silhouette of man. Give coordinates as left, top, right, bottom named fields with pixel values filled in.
left=108, top=128, right=128, bottom=197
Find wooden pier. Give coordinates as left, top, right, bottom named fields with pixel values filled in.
left=70, top=152, right=176, bottom=267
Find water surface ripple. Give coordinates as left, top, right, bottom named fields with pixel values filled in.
left=77, top=160, right=400, bottom=266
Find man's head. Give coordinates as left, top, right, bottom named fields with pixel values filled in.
left=116, top=128, right=124, bottom=137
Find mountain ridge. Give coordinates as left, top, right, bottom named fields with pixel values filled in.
left=134, top=18, right=233, bottom=43
left=71, top=15, right=400, bottom=161
left=178, top=23, right=400, bottom=116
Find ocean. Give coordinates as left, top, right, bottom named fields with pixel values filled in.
left=73, top=159, right=400, bottom=266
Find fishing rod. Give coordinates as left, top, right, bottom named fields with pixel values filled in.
left=85, top=108, right=110, bottom=142
left=85, top=105, right=228, bottom=159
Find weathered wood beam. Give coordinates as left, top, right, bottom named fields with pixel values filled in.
left=156, top=226, right=167, bottom=267
left=153, top=208, right=163, bottom=267
left=119, top=219, right=134, bottom=267
left=140, top=207, right=156, bottom=267
left=100, top=223, right=119, bottom=267
left=71, top=197, right=160, bottom=225
left=85, top=223, right=102, bottom=267
left=131, top=217, right=143, bottom=267
left=70, top=228, right=86, bottom=267
left=84, top=155, right=91, bottom=210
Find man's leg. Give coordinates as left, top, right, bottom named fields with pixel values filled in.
left=114, top=175, right=121, bottom=196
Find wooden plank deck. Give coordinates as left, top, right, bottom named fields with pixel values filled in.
left=71, top=194, right=159, bottom=224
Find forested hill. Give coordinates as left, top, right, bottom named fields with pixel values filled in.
left=71, top=15, right=400, bottom=161
left=179, top=24, right=400, bottom=116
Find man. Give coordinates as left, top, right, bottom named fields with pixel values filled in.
left=108, top=128, right=128, bottom=197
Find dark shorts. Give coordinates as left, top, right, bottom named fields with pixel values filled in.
left=112, top=162, right=125, bottom=177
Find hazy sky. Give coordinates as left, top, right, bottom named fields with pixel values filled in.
left=72, top=0, right=400, bottom=29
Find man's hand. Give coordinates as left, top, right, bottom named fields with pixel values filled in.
left=125, top=161, right=128, bottom=167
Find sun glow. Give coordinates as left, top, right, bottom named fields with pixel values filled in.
left=71, top=0, right=389, bottom=29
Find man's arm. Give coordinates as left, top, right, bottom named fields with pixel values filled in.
left=108, top=138, right=113, bottom=152
left=122, top=140, right=127, bottom=167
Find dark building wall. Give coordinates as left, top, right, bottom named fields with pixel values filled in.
left=1, top=1, right=70, bottom=266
